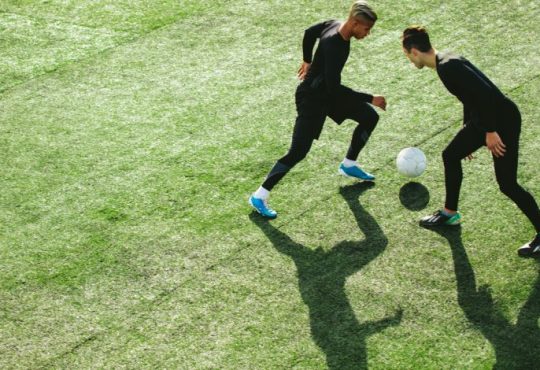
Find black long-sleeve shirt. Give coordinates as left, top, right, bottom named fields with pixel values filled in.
left=302, top=20, right=372, bottom=102
left=436, top=51, right=511, bottom=132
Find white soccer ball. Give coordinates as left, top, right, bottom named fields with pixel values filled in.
left=396, top=147, right=427, bottom=178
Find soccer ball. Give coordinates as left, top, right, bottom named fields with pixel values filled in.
left=396, top=147, right=427, bottom=178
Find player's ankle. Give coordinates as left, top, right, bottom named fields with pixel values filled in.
left=442, top=208, right=457, bottom=216
left=253, top=186, right=270, bottom=200
left=342, top=158, right=357, bottom=168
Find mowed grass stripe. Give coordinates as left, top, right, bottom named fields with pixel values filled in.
left=0, top=1, right=210, bottom=93
left=0, top=11, right=128, bottom=93
left=40, top=79, right=540, bottom=368
left=0, top=1, right=219, bottom=33
left=2, top=2, right=536, bottom=294
left=1, top=0, right=540, bottom=368
left=44, top=120, right=539, bottom=368
left=3, top=3, right=304, bottom=368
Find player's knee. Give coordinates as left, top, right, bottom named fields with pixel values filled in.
left=442, top=148, right=459, bottom=164
left=367, top=110, right=379, bottom=129
left=353, top=108, right=378, bottom=130
left=286, top=148, right=309, bottom=165
left=441, top=149, right=451, bottom=163
left=294, top=150, right=309, bottom=164
left=498, top=180, right=519, bottom=197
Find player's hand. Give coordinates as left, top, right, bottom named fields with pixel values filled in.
left=466, top=154, right=474, bottom=161
left=371, top=95, right=386, bottom=111
left=486, top=131, right=506, bottom=158
left=297, top=62, right=310, bottom=80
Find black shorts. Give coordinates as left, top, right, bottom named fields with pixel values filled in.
left=294, top=83, right=374, bottom=140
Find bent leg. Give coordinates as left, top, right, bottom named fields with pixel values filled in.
left=346, top=103, right=379, bottom=160
left=262, top=125, right=315, bottom=191
left=494, top=131, right=540, bottom=232
left=442, top=125, right=484, bottom=211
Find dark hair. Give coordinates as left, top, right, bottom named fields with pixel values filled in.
left=350, top=1, right=377, bottom=23
left=402, top=26, right=432, bottom=52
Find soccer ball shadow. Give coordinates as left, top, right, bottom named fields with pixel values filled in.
left=399, top=181, right=430, bottom=211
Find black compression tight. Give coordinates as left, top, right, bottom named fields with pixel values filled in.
left=262, top=133, right=313, bottom=191
left=346, top=109, right=379, bottom=160
left=442, top=124, right=540, bottom=232
left=262, top=105, right=379, bottom=192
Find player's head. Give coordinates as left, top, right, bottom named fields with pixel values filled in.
left=402, top=26, right=432, bottom=52
left=348, top=1, right=377, bottom=39
left=402, top=25, right=433, bottom=69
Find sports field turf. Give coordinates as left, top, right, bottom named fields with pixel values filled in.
left=1, top=0, right=539, bottom=368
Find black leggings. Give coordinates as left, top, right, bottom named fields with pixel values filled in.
left=442, top=122, right=540, bottom=232
left=262, top=105, right=379, bottom=191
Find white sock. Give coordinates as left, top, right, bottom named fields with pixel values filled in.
left=342, top=158, right=357, bottom=168
left=253, top=186, right=270, bottom=200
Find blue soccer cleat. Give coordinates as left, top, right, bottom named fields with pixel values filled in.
left=338, top=163, right=375, bottom=181
left=249, top=195, right=277, bottom=219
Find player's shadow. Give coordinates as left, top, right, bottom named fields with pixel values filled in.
left=250, top=182, right=402, bottom=370
left=429, top=227, right=540, bottom=369
left=399, top=181, right=430, bottom=211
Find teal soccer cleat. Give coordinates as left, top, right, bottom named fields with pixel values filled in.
left=249, top=195, right=277, bottom=219
left=420, top=210, right=462, bottom=227
left=338, top=163, right=375, bottom=181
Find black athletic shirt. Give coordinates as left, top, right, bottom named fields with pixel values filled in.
left=436, top=51, right=512, bottom=132
left=302, top=20, right=372, bottom=102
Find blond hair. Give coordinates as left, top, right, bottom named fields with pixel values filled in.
left=349, top=1, right=377, bottom=22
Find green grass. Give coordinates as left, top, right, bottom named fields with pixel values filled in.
left=1, top=0, right=539, bottom=368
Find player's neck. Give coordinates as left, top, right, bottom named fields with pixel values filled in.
left=338, top=20, right=352, bottom=41
left=417, top=49, right=437, bottom=69
left=424, top=49, right=438, bottom=69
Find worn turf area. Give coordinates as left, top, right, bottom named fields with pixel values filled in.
left=1, top=0, right=539, bottom=368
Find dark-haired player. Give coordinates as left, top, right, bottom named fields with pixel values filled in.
left=402, top=25, right=540, bottom=257
left=249, top=1, right=386, bottom=219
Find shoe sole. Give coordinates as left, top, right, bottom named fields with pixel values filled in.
left=419, top=218, right=461, bottom=227
left=338, top=168, right=375, bottom=181
left=419, top=222, right=461, bottom=228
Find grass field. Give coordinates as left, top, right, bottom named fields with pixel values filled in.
left=1, top=0, right=539, bottom=368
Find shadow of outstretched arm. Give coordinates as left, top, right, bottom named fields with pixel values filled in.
left=249, top=186, right=401, bottom=370
left=360, top=308, right=404, bottom=336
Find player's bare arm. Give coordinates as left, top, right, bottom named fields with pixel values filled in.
left=298, top=62, right=310, bottom=80
left=371, top=95, right=386, bottom=111
left=486, top=131, right=506, bottom=158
